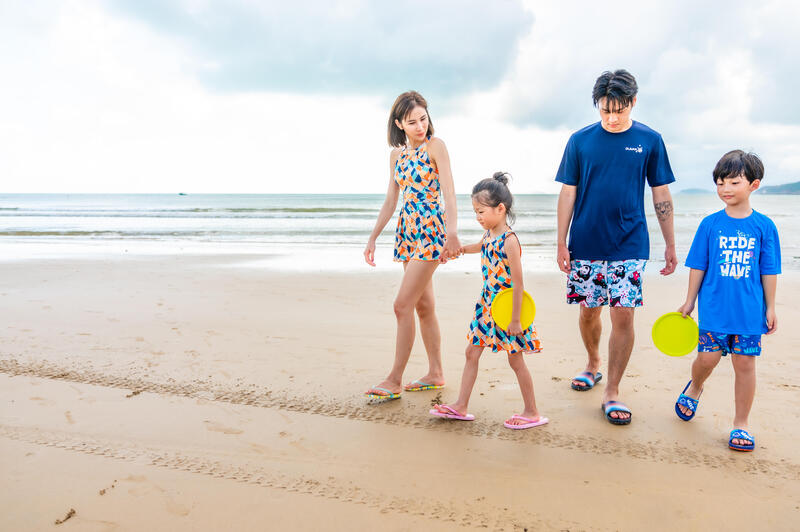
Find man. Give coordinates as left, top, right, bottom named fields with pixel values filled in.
left=555, top=69, right=676, bottom=425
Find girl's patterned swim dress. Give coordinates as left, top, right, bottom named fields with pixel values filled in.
left=393, top=136, right=446, bottom=262
left=468, top=230, right=542, bottom=354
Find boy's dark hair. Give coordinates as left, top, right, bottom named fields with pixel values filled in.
left=592, top=69, right=638, bottom=111
left=712, top=150, right=764, bottom=184
left=387, top=91, right=434, bottom=147
left=472, top=172, right=515, bottom=224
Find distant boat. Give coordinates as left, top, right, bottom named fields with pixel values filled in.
left=178, top=192, right=187, bottom=196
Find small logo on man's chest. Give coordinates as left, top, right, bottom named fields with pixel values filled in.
left=625, top=145, right=643, bottom=153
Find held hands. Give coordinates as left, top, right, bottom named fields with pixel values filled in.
left=556, top=244, right=571, bottom=274
left=442, top=233, right=462, bottom=261
left=507, top=320, right=523, bottom=336
left=661, top=245, right=678, bottom=275
left=363, top=239, right=376, bottom=267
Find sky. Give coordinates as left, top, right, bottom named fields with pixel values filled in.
left=2, top=0, right=799, bottom=194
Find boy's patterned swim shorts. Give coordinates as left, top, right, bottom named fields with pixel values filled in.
left=698, top=330, right=762, bottom=356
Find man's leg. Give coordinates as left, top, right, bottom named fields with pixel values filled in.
left=604, top=306, right=635, bottom=420
left=572, top=306, right=603, bottom=388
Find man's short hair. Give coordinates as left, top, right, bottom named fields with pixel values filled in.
left=592, top=70, right=638, bottom=110
left=712, top=150, right=764, bottom=184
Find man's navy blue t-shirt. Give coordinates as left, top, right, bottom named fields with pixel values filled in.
left=555, top=121, right=676, bottom=260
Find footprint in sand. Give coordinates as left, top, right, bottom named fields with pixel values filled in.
left=203, top=420, right=243, bottom=435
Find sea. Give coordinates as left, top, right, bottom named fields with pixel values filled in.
left=0, top=193, right=797, bottom=273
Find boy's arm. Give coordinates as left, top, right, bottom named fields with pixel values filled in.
left=652, top=184, right=677, bottom=276
left=460, top=242, right=482, bottom=254
left=678, top=268, right=705, bottom=317
left=762, top=274, right=778, bottom=334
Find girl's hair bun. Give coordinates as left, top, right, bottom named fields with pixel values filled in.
left=492, top=171, right=509, bottom=185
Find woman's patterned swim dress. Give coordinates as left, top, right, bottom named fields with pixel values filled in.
left=393, top=136, right=446, bottom=262
left=467, top=230, right=542, bottom=354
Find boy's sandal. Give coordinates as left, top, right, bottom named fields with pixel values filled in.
left=729, top=429, right=755, bottom=452
left=571, top=371, right=602, bottom=391
left=675, top=380, right=702, bottom=421
left=602, top=401, right=632, bottom=425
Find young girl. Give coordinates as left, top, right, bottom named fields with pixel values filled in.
left=364, top=91, right=461, bottom=399
left=431, top=173, right=547, bottom=429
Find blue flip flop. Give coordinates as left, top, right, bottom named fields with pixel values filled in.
left=571, top=371, right=602, bottom=391
left=675, top=380, right=702, bottom=421
left=729, top=429, right=755, bottom=452
left=602, top=401, right=632, bottom=425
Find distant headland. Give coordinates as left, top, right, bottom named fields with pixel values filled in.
left=678, top=180, right=800, bottom=194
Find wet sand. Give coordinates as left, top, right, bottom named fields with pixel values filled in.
left=1, top=255, right=798, bottom=531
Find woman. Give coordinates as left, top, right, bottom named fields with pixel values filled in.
left=364, top=91, right=461, bottom=399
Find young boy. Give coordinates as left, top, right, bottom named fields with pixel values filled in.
left=674, top=150, right=780, bottom=452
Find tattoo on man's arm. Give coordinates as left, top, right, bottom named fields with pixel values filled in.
left=654, top=201, right=673, bottom=221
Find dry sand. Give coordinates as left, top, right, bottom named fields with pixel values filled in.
left=1, top=254, right=799, bottom=531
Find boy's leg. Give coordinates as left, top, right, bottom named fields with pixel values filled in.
left=731, top=353, right=756, bottom=446
left=438, top=345, right=484, bottom=414
left=507, top=353, right=540, bottom=424
left=677, top=351, right=722, bottom=417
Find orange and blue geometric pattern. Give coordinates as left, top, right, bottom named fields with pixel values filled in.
left=393, top=136, right=446, bottom=262
left=467, top=230, right=542, bottom=354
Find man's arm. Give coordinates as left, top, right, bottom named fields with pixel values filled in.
left=652, top=184, right=676, bottom=275
left=556, top=184, right=576, bottom=274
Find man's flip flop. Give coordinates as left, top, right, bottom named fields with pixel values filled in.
left=503, top=414, right=549, bottom=430
left=602, top=401, right=632, bottom=425
left=429, top=404, right=475, bottom=421
left=404, top=379, right=445, bottom=392
left=365, top=386, right=401, bottom=400
left=675, top=380, right=702, bottom=421
left=729, top=429, right=755, bottom=452
left=571, top=371, right=602, bottom=391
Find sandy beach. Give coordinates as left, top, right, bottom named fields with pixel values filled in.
left=1, top=254, right=799, bottom=531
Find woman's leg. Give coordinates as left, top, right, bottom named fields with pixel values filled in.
left=410, top=276, right=444, bottom=386
left=367, top=260, right=439, bottom=395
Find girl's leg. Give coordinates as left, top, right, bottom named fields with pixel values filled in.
left=677, top=350, right=721, bottom=417
left=411, top=276, right=444, bottom=386
left=438, top=345, right=483, bottom=414
left=367, top=260, right=439, bottom=395
left=730, top=353, right=756, bottom=446
left=507, top=354, right=541, bottom=425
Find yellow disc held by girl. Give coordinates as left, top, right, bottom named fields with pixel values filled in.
left=490, top=288, right=536, bottom=331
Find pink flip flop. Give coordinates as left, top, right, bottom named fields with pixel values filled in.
left=429, top=404, right=475, bottom=421
left=503, top=414, right=549, bottom=430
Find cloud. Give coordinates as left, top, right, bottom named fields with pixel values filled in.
left=108, top=0, right=533, bottom=99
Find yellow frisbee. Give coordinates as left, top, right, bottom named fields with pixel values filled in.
left=651, top=312, right=699, bottom=357
left=490, top=288, right=536, bottom=331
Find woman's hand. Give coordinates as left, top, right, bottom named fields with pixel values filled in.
left=443, top=233, right=461, bottom=260
left=364, top=239, right=377, bottom=266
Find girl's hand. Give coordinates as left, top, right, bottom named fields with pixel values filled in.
left=508, top=320, right=523, bottom=336
left=677, top=301, right=695, bottom=318
left=364, top=240, right=376, bottom=267
left=765, top=308, right=778, bottom=334
left=443, top=233, right=461, bottom=260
